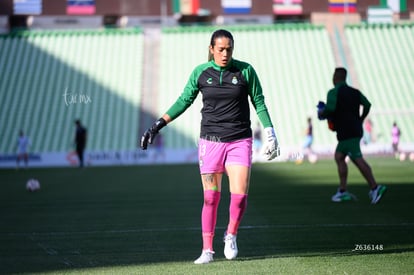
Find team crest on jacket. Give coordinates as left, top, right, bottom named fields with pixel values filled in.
left=232, top=76, right=238, bottom=85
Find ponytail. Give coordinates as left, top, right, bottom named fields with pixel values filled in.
left=208, top=50, right=213, bottom=61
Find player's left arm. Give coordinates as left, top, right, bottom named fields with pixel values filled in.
left=360, top=93, right=371, bottom=121
left=245, top=64, right=280, bottom=160
left=140, top=66, right=201, bottom=150
left=164, top=65, right=202, bottom=121
left=244, top=64, right=272, bottom=128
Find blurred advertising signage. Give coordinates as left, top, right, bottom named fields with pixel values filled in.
left=67, top=0, right=96, bottom=15
left=222, top=0, right=252, bottom=14
left=172, top=0, right=200, bottom=15
left=14, top=0, right=42, bottom=15
left=329, top=0, right=357, bottom=13
left=273, top=0, right=302, bottom=15
left=385, top=0, right=407, bottom=12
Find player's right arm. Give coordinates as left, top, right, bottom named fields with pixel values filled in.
left=323, top=88, right=337, bottom=117
left=359, top=92, right=371, bottom=121
left=241, top=62, right=279, bottom=160
left=140, top=64, right=205, bottom=150
left=164, top=64, right=207, bottom=121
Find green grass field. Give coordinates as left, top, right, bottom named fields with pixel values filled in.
left=1, top=157, right=413, bottom=274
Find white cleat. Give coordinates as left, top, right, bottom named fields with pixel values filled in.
left=223, top=232, right=238, bottom=260
left=194, top=249, right=214, bottom=264
left=369, top=185, right=387, bottom=204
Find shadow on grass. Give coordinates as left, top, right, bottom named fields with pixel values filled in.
left=1, top=161, right=414, bottom=273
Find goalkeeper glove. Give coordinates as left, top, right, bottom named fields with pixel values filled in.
left=140, top=118, right=167, bottom=150
left=263, top=127, right=280, bottom=160
left=317, top=101, right=326, bottom=120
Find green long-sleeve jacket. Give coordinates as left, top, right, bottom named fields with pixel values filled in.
left=165, top=59, right=274, bottom=142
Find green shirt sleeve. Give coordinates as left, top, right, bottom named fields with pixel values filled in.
left=360, top=92, right=371, bottom=109
left=165, top=65, right=205, bottom=120
left=324, top=88, right=337, bottom=116
left=243, top=64, right=273, bottom=128
left=360, top=92, right=371, bottom=119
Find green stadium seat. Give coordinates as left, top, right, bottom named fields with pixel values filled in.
left=0, top=29, right=144, bottom=154
left=3, top=23, right=411, bottom=159
left=345, top=23, right=414, bottom=147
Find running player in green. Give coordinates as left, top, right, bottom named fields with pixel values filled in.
left=319, top=67, right=386, bottom=204
left=140, top=29, right=280, bottom=264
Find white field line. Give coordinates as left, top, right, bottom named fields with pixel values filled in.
left=7, top=222, right=414, bottom=237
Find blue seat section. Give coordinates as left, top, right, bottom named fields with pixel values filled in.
left=159, top=25, right=336, bottom=150
left=0, top=29, right=144, bottom=153
left=346, top=23, right=414, bottom=145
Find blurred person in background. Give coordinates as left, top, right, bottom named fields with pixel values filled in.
left=363, top=118, right=373, bottom=145
left=74, top=119, right=87, bottom=168
left=391, top=122, right=401, bottom=158
left=296, top=116, right=315, bottom=164
left=16, top=130, right=30, bottom=169
left=319, top=67, right=386, bottom=204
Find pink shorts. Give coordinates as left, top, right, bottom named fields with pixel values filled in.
left=198, top=137, right=253, bottom=174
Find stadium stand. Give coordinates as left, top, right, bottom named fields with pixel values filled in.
left=2, top=23, right=411, bottom=162
left=0, top=28, right=144, bottom=154
left=345, top=23, right=414, bottom=148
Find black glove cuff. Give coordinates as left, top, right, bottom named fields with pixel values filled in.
left=152, top=118, right=167, bottom=132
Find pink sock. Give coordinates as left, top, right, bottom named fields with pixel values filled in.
left=227, top=193, right=248, bottom=235
left=201, top=190, right=221, bottom=250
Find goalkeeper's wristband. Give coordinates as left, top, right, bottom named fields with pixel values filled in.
left=151, top=118, right=167, bottom=133
left=264, top=127, right=276, bottom=141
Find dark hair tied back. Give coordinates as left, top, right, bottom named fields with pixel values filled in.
left=210, top=29, right=234, bottom=47
left=208, top=29, right=234, bottom=61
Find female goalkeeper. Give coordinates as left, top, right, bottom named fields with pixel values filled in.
left=140, top=29, right=280, bottom=264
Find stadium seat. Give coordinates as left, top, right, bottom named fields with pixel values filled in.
left=0, top=28, right=144, bottom=153
left=345, top=23, right=414, bottom=146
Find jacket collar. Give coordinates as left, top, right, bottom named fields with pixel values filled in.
left=211, top=59, right=233, bottom=71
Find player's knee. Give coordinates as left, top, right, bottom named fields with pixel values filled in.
left=203, top=190, right=220, bottom=206
left=335, top=155, right=345, bottom=164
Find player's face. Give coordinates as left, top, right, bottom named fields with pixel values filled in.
left=210, top=37, right=233, bottom=67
